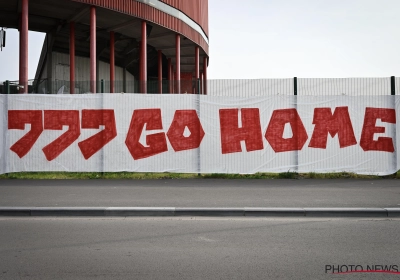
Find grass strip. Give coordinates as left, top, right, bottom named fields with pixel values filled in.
left=0, top=171, right=399, bottom=180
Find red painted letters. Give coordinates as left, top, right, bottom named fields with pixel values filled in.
left=167, top=110, right=205, bottom=152
left=78, top=110, right=117, bottom=159
left=42, top=110, right=81, bottom=161
left=265, top=109, right=308, bottom=153
left=360, top=107, right=396, bottom=153
left=8, top=110, right=43, bottom=158
left=219, top=108, right=263, bottom=154
left=7, top=105, right=398, bottom=162
left=309, top=107, right=357, bottom=149
left=125, top=109, right=168, bottom=160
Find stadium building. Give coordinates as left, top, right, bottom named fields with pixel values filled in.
left=0, top=0, right=209, bottom=94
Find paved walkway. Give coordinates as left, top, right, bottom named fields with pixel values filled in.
left=0, top=179, right=399, bottom=217
left=0, top=179, right=399, bottom=208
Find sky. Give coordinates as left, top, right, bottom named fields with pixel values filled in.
left=1, top=0, right=400, bottom=81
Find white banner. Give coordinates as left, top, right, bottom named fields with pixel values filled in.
left=0, top=94, right=399, bottom=175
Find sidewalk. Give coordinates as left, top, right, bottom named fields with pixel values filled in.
left=0, top=179, right=399, bottom=217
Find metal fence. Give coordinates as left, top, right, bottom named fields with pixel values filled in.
left=0, top=77, right=398, bottom=96
left=207, top=77, right=398, bottom=96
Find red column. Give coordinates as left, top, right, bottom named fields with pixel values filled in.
left=19, top=0, right=28, bottom=93
left=195, top=46, right=199, bottom=94
left=158, top=50, right=162, bottom=94
left=110, top=31, right=115, bottom=93
left=175, top=34, right=180, bottom=93
left=69, top=22, right=75, bottom=94
left=203, top=56, right=208, bottom=95
left=168, top=58, right=172, bottom=93
left=90, top=6, right=96, bottom=93
left=140, top=21, right=147, bottom=94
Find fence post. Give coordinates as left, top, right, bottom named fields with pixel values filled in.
left=390, top=76, right=397, bottom=173
left=4, top=80, right=10, bottom=94
left=197, top=78, right=201, bottom=95
left=391, top=76, right=395, bottom=96
left=293, top=77, right=298, bottom=174
left=101, top=79, right=104, bottom=93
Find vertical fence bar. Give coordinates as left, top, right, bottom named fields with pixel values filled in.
left=101, top=79, right=104, bottom=93
left=390, top=76, right=398, bottom=173
left=294, top=77, right=297, bottom=96
left=391, top=76, right=396, bottom=96
left=168, top=58, right=172, bottom=93
left=197, top=79, right=201, bottom=95
left=203, top=57, right=207, bottom=95
left=4, top=80, right=10, bottom=94
left=158, top=50, right=162, bottom=94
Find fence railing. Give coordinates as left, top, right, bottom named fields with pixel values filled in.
left=0, top=77, right=399, bottom=96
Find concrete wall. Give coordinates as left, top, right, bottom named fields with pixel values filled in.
left=37, top=52, right=135, bottom=94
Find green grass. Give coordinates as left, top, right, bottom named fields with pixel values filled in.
left=0, top=170, right=399, bottom=180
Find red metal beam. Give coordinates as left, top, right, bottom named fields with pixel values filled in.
left=175, top=34, right=180, bottom=93
left=158, top=50, right=162, bottom=94
left=140, top=21, right=147, bottom=94
left=71, top=0, right=209, bottom=56
left=110, top=31, right=115, bottom=93
left=19, top=0, right=28, bottom=93
left=70, top=22, right=75, bottom=94
left=90, top=6, right=96, bottom=93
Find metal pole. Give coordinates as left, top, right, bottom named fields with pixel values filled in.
left=294, top=77, right=298, bottom=96
left=390, top=76, right=397, bottom=173
left=176, top=34, right=181, bottom=93
left=140, top=21, right=147, bottom=94
left=101, top=79, right=104, bottom=93
left=391, top=76, right=395, bottom=96
left=168, top=58, right=172, bottom=93
left=197, top=79, right=201, bottom=95
left=158, top=50, right=162, bottom=94
left=110, top=31, right=115, bottom=93
left=123, top=68, right=126, bottom=93
left=5, top=80, right=10, bottom=94
left=203, top=57, right=207, bottom=95
left=200, top=72, right=204, bottom=95
left=171, top=65, right=175, bottom=94
left=70, top=22, right=75, bottom=94
left=19, top=0, right=28, bottom=93
left=90, top=6, right=96, bottom=93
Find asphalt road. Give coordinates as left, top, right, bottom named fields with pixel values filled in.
left=0, top=179, right=399, bottom=208
left=0, top=217, right=399, bottom=280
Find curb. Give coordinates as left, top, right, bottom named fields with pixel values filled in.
left=0, top=207, right=400, bottom=217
